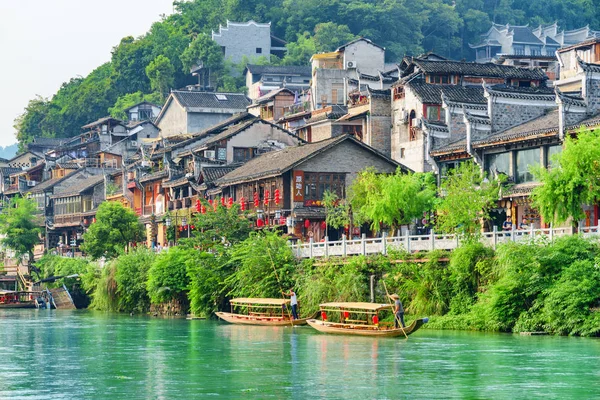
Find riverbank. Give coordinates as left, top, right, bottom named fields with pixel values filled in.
left=36, top=233, right=600, bottom=337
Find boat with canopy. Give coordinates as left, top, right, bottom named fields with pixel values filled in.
left=216, top=298, right=314, bottom=326
left=0, top=290, right=39, bottom=309
left=306, top=302, right=427, bottom=337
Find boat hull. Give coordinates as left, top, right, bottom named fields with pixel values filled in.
left=306, top=318, right=426, bottom=337
left=0, top=302, right=37, bottom=309
left=215, top=312, right=311, bottom=326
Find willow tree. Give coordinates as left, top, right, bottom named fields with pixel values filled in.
left=531, top=129, right=600, bottom=226
left=349, top=167, right=437, bottom=235
left=435, top=161, right=502, bottom=236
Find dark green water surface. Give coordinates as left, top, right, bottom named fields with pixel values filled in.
left=1, top=310, right=599, bottom=399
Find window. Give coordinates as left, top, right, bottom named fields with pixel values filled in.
left=233, top=147, right=257, bottom=163
left=138, top=105, right=153, bottom=120
left=256, top=48, right=262, bottom=54
left=429, top=75, right=449, bottom=84
left=440, top=161, right=461, bottom=180
left=513, top=45, right=525, bottom=55
left=331, top=83, right=344, bottom=105
left=515, top=148, right=540, bottom=183
left=400, top=148, right=405, bottom=158
left=215, top=94, right=228, bottom=101
left=304, top=173, right=345, bottom=200
left=485, top=152, right=511, bottom=178
left=426, top=105, right=444, bottom=122
left=476, top=48, right=487, bottom=60
left=547, top=145, right=562, bottom=169
left=217, top=148, right=227, bottom=160
left=220, top=46, right=226, bottom=55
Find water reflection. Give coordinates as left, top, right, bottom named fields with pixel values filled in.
left=1, top=311, right=600, bottom=399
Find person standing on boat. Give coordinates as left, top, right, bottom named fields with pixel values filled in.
left=389, top=294, right=405, bottom=328
left=283, top=290, right=299, bottom=320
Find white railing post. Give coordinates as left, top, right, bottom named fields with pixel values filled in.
left=342, top=235, right=347, bottom=257
left=405, top=231, right=411, bottom=253
left=382, top=232, right=387, bottom=255
left=455, top=233, right=460, bottom=249
left=324, top=236, right=329, bottom=257
left=511, top=224, right=515, bottom=242
left=309, top=238, right=314, bottom=258
left=549, top=223, right=554, bottom=242
left=361, top=234, right=366, bottom=256
left=493, top=225, right=498, bottom=250
left=430, top=229, right=435, bottom=251
left=530, top=223, right=534, bottom=241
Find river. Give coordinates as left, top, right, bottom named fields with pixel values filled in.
left=0, top=310, right=598, bottom=399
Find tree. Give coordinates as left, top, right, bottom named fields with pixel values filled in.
left=281, top=32, right=317, bottom=65
left=180, top=33, right=224, bottom=74
left=0, top=196, right=41, bottom=273
left=323, top=190, right=350, bottom=231
left=108, top=91, right=162, bottom=120
left=435, top=161, right=503, bottom=235
left=81, top=202, right=145, bottom=260
left=349, top=168, right=437, bottom=235
left=145, top=55, right=175, bottom=100
left=531, top=129, right=600, bottom=226
left=313, top=22, right=356, bottom=52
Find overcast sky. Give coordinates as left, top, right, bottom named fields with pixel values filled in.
left=0, top=0, right=175, bottom=147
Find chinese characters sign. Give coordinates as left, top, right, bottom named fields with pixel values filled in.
left=292, top=170, right=304, bottom=202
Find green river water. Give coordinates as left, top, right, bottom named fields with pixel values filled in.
left=1, top=310, right=599, bottom=399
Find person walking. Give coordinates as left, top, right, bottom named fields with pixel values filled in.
left=389, top=293, right=405, bottom=328
left=283, top=289, right=299, bottom=320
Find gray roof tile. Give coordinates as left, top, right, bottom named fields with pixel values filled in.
left=172, top=90, right=250, bottom=110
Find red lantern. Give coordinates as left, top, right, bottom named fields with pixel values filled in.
left=228, top=197, right=233, bottom=208
left=321, top=311, right=327, bottom=321
left=274, top=189, right=280, bottom=205
left=343, top=311, right=349, bottom=319
left=221, top=197, right=226, bottom=207
left=195, top=199, right=201, bottom=213
left=304, top=219, right=310, bottom=229
left=190, top=225, right=195, bottom=230
left=201, top=205, right=206, bottom=214
left=321, top=221, right=327, bottom=230
left=279, top=216, right=286, bottom=225
left=257, top=218, right=265, bottom=228
left=264, top=190, right=270, bottom=206
left=372, top=315, right=379, bottom=325
left=253, top=192, right=259, bottom=207
left=208, top=199, right=213, bottom=207
left=240, top=197, right=246, bottom=211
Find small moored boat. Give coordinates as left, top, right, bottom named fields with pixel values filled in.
left=0, top=290, right=39, bottom=309
left=306, top=302, right=427, bottom=337
left=216, top=298, right=313, bottom=326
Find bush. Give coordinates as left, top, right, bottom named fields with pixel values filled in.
left=147, top=247, right=192, bottom=304
left=114, top=248, right=156, bottom=313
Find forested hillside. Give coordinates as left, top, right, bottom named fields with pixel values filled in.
left=14, top=0, right=600, bottom=150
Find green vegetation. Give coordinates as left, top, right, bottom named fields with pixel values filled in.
left=82, top=201, right=145, bottom=260
left=16, top=0, right=600, bottom=149
left=0, top=196, right=41, bottom=273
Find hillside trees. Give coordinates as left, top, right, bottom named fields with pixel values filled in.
left=0, top=196, right=41, bottom=272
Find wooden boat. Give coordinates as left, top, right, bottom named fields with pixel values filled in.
left=216, top=298, right=313, bottom=326
left=306, top=302, right=428, bottom=337
left=0, top=290, right=39, bottom=309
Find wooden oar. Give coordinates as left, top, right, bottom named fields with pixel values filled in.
left=382, top=280, right=408, bottom=339
left=266, top=245, right=294, bottom=327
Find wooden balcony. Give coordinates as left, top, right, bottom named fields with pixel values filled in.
left=54, top=214, right=83, bottom=226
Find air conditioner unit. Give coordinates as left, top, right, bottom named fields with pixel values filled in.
left=185, top=172, right=193, bottom=178
left=401, top=111, right=409, bottom=124
left=346, top=60, right=357, bottom=69
left=411, top=118, right=421, bottom=128
left=204, top=150, right=216, bottom=160
left=140, top=160, right=151, bottom=168
left=27, top=180, right=36, bottom=187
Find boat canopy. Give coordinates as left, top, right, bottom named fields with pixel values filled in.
left=230, top=298, right=290, bottom=306
left=319, top=302, right=393, bottom=311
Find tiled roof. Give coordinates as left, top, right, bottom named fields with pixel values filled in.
left=200, top=118, right=259, bottom=146
left=409, top=82, right=486, bottom=104
left=0, top=167, right=22, bottom=176
left=306, top=105, right=348, bottom=124
left=511, top=26, right=544, bottom=44
left=473, top=110, right=560, bottom=146
left=217, top=135, right=403, bottom=185
left=138, top=170, right=168, bottom=183
left=82, top=117, right=124, bottom=129
left=51, top=175, right=105, bottom=198
left=411, top=59, right=547, bottom=80
left=31, top=137, right=67, bottom=146
left=253, top=88, right=295, bottom=104
left=245, top=65, right=311, bottom=76
left=172, top=90, right=250, bottom=110
left=202, top=165, right=238, bottom=183
left=167, top=113, right=255, bottom=150
left=29, top=171, right=77, bottom=193
left=336, top=37, right=385, bottom=52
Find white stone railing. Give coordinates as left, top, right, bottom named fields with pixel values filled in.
left=290, top=225, right=595, bottom=259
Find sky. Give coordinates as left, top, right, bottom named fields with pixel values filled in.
left=0, top=0, right=175, bottom=148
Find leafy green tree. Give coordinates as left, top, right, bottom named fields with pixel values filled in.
left=281, top=32, right=317, bottom=65
left=313, top=22, right=356, bottom=52
left=147, top=246, right=192, bottom=304
left=187, top=201, right=251, bottom=252
left=180, top=33, right=224, bottom=73
left=114, top=248, right=156, bottom=313
left=349, top=168, right=437, bottom=235
left=82, top=202, right=145, bottom=260
left=531, top=129, right=600, bottom=226
left=0, top=196, right=41, bottom=272
left=323, top=190, right=350, bottom=231
left=435, top=161, right=502, bottom=235
left=145, top=55, right=175, bottom=99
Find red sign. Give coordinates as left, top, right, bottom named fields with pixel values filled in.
left=293, top=171, right=304, bottom=202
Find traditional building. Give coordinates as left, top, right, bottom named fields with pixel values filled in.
left=212, top=20, right=287, bottom=64
left=470, top=23, right=600, bottom=63
left=125, top=102, right=161, bottom=122
left=216, top=135, right=408, bottom=241
left=245, top=65, right=311, bottom=100
left=247, top=88, right=297, bottom=122
left=155, top=90, right=251, bottom=137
